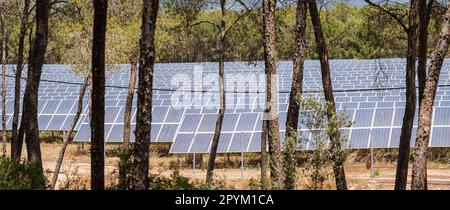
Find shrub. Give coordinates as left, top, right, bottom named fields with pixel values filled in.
left=0, top=157, right=47, bottom=190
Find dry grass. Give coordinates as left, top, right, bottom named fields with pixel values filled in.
left=2, top=142, right=450, bottom=190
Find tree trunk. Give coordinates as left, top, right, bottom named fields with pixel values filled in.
left=91, top=0, right=108, bottom=190
left=206, top=0, right=226, bottom=187
left=417, top=0, right=434, bottom=107
left=123, top=62, right=137, bottom=148
left=11, top=0, right=31, bottom=160
left=50, top=77, right=89, bottom=190
left=412, top=4, right=450, bottom=190
left=261, top=119, right=268, bottom=189
left=1, top=8, right=7, bottom=158
left=16, top=22, right=34, bottom=160
left=262, top=0, right=284, bottom=190
left=283, top=0, right=307, bottom=190
left=19, top=0, right=49, bottom=179
left=132, top=0, right=159, bottom=190
left=307, top=0, right=347, bottom=190
left=394, top=0, right=419, bottom=190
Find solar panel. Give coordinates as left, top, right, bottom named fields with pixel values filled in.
left=1, top=60, right=450, bottom=150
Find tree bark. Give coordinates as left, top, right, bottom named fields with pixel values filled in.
left=395, top=0, right=419, bottom=190
left=260, top=119, right=268, bottom=189
left=307, top=0, right=347, bottom=190
left=132, top=0, right=159, bottom=190
left=412, top=4, right=450, bottom=190
left=20, top=0, right=49, bottom=175
left=206, top=0, right=226, bottom=187
left=16, top=22, right=35, bottom=160
left=262, top=0, right=284, bottom=190
left=11, top=0, right=30, bottom=160
left=0, top=6, right=7, bottom=158
left=123, top=62, right=137, bottom=148
left=91, top=0, right=108, bottom=190
left=50, top=77, right=89, bottom=190
left=417, top=0, right=434, bottom=107
left=284, top=0, right=307, bottom=190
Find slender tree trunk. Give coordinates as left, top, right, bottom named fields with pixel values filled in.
left=119, top=61, right=137, bottom=189
left=91, top=0, right=108, bottom=190
left=123, top=62, right=137, bottom=147
left=50, top=77, right=89, bottom=190
left=1, top=8, right=7, bottom=158
left=395, top=0, right=419, bottom=190
left=11, top=0, right=30, bottom=160
left=261, top=119, right=268, bottom=189
left=16, top=23, right=34, bottom=160
left=262, top=0, right=284, bottom=190
left=412, top=5, right=450, bottom=190
left=20, top=0, right=49, bottom=177
left=206, top=0, right=226, bottom=187
left=132, top=0, right=159, bottom=190
left=284, top=0, right=307, bottom=190
left=417, top=0, right=434, bottom=107
left=308, top=0, right=347, bottom=190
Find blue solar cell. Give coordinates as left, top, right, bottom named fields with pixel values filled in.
left=389, top=128, right=401, bottom=148
left=152, top=106, right=168, bottom=123
left=353, top=109, right=373, bottom=127
left=236, top=113, right=258, bottom=131
left=434, top=107, right=450, bottom=125
left=48, top=115, right=67, bottom=130
left=279, top=112, right=287, bottom=131
left=371, top=128, right=390, bottom=148
left=105, top=100, right=118, bottom=107
left=107, top=124, right=124, bottom=142
left=56, top=100, right=76, bottom=114
left=248, top=132, right=262, bottom=152
left=42, top=100, right=61, bottom=115
left=165, top=107, right=185, bottom=123
left=170, top=134, right=194, bottom=153
left=393, top=108, right=405, bottom=126
left=150, top=124, right=162, bottom=141
left=38, top=100, right=48, bottom=114
left=105, top=107, right=120, bottom=123
left=190, top=134, right=213, bottom=153
left=38, top=115, right=52, bottom=130
left=179, top=114, right=201, bottom=132
left=389, top=127, right=417, bottom=148
left=373, top=108, right=394, bottom=127
left=431, top=127, right=450, bottom=147
left=222, top=114, right=239, bottom=131
left=229, top=133, right=251, bottom=152
left=349, top=129, right=369, bottom=148
left=198, top=114, right=216, bottom=132
left=74, top=124, right=90, bottom=141
left=217, top=133, right=233, bottom=153
left=158, top=124, right=178, bottom=141
left=115, top=108, right=125, bottom=124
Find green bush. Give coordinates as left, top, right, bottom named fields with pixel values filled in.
left=0, top=157, right=47, bottom=190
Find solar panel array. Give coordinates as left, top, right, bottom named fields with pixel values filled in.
left=1, top=59, right=450, bottom=153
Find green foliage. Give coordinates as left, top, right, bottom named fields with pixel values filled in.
left=0, top=157, right=47, bottom=190
left=148, top=169, right=197, bottom=190
left=116, top=146, right=134, bottom=190
left=5, top=1, right=429, bottom=65
left=299, top=97, right=351, bottom=190
left=283, top=130, right=298, bottom=190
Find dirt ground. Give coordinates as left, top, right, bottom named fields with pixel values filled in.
left=4, top=143, right=450, bottom=190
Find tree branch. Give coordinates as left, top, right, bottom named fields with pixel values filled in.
left=364, top=0, right=409, bottom=33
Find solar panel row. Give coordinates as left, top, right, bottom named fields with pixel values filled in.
left=1, top=59, right=450, bottom=153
